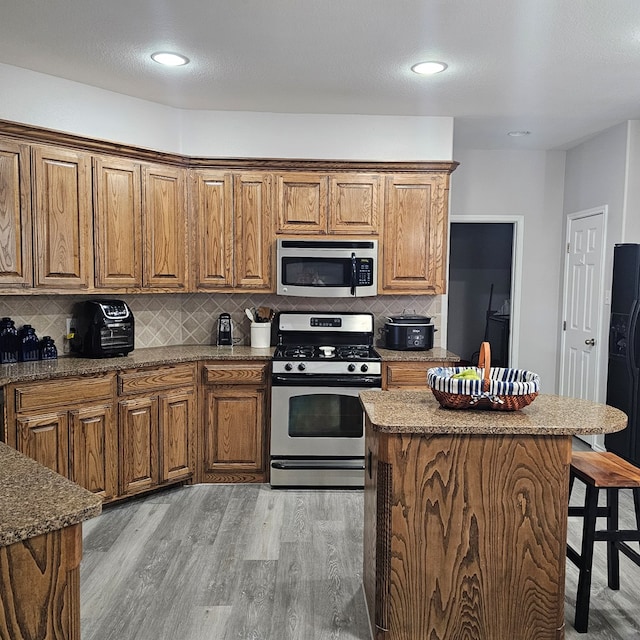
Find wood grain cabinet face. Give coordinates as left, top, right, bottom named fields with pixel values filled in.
left=233, top=173, right=273, bottom=290
left=192, top=170, right=234, bottom=289
left=201, top=362, right=268, bottom=483
left=69, top=403, right=117, bottom=501
left=276, top=172, right=380, bottom=235
left=142, top=164, right=188, bottom=289
left=118, top=364, right=197, bottom=495
left=31, top=144, right=92, bottom=288
left=192, top=171, right=272, bottom=291
left=93, top=155, right=142, bottom=288
left=383, top=361, right=454, bottom=390
left=119, top=395, right=159, bottom=496
left=0, top=139, right=32, bottom=286
left=17, top=411, right=69, bottom=477
left=381, top=173, right=450, bottom=294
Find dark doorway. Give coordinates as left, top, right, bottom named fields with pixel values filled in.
left=448, top=222, right=514, bottom=365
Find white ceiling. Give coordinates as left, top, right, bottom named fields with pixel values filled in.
left=1, top=0, right=640, bottom=151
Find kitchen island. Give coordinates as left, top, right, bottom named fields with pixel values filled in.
left=359, top=391, right=627, bottom=640
left=0, top=442, right=102, bottom=640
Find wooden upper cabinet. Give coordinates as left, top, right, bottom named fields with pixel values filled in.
left=93, top=156, right=142, bottom=288
left=31, top=144, right=92, bottom=288
left=329, top=174, right=380, bottom=234
left=381, top=173, right=450, bottom=294
left=234, top=172, right=273, bottom=290
left=0, top=139, right=32, bottom=287
left=192, top=170, right=234, bottom=289
left=142, top=164, right=188, bottom=289
left=277, top=172, right=327, bottom=234
left=276, top=172, right=380, bottom=235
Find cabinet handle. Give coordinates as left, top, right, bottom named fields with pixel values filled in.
left=367, top=449, right=373, bottom=480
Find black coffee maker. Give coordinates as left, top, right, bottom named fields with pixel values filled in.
left=216, top=313, right=233, bottom=346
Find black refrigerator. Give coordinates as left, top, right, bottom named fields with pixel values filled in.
left=605, top=243, right=640, bottom=465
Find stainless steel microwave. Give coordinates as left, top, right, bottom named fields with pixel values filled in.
left=276, top=238, right=378, bottom=297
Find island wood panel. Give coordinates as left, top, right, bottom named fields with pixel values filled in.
left=192, top=170, right=234, bottom=288
left=69, top=402, right=118, bottom=501
left=364, top=425, right=572, bottom=640
left=31, top=144, right=92, bottom=289
left=142, top=164, right=187, bottom=289
left=329, top=173, right=381, bottom=234
left=0, top=139, right=32, bottom=286
left=234, top=172, right=273, bottom=290
left=93, top=155, right=142, bottom=288
left=276, top=172, right=327, bottom=233
left=0, top=524, right=82, bottom=640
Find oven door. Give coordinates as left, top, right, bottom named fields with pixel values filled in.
left=270, top=377, right=380, bottom=487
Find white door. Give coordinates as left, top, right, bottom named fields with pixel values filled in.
left=560, top=209, right=606, bottom=444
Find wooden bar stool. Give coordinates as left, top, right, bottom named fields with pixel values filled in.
left=567, top=451, right=640, bottom=633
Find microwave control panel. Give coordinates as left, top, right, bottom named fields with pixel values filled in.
left=356, top=259, right=374, bottom=286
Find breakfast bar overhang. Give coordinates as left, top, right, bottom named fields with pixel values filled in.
left=359, top=391, right=627, bottom=640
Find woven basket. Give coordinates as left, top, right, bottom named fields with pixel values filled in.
left=427, top=342, right=539, bottom=411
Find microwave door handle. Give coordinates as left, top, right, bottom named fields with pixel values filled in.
left=350, top=253, right=357, bottom=295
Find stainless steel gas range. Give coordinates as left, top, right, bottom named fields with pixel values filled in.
left=270, top=311, right=382, bottom=488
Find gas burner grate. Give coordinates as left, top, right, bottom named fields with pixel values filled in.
left=282, top=346, right=315, bottom=359
left=336, top=346, right=372, bottom=360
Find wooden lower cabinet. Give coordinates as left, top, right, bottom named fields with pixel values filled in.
left=201, top=362, right=268, bottom=483
left=8, top=374, right=117, bottom=500
left=383, top=360, right=454, bottom=390
left=118, top=364, right=197, bottom=497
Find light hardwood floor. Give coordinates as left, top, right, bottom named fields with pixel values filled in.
left=81, top=478, right=640, bottom=639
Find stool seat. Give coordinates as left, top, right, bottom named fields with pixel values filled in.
left=571, top=451, right=640, bottom=488
left=567, top=451, right=640, bottom=633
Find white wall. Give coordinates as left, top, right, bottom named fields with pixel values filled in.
left=449, top=149, right=566, bottom=392
left=0, top=63, right=453, bottom=160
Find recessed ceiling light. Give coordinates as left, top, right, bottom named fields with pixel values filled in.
left=151, top=52, right=190, bottom=67
left=508, top=130, right=531, bottom=137
left=411, top=61, right=448, bottom=75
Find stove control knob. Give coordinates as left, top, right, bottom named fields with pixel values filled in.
left=297, top=363, right=306, bottom=371
left=348, top=363, right=356, bottom=372
left=284, top=362, right=293, bottom=371
left=361, top=364, right=369, bottom=373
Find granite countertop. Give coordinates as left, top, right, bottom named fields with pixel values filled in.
left=0, top=345, right=275, bottom=384
left=360, top=390, right=628, bottom=436
left=0, top=442, right=102, bottom=547
left=375, top=347, right=460, bottom=362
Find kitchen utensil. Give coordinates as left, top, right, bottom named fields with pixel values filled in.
left=257, top=306, right=272, bottom=322
left=245, top=308, right=255, bottom=322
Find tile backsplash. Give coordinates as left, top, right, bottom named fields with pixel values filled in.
left=0, top=293, right=442, bottom=353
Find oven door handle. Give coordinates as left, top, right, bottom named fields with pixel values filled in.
left=271, top=460, right=365, bottom=471
left=271, top=373, right=382, bottom=387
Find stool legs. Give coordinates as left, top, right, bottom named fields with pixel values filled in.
left=607, top=487, right=620, bottom=590
left=575, top=483, right=599, bottom=633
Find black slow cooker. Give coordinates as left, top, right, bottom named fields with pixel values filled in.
left=382, top=314, right=434, bottom=351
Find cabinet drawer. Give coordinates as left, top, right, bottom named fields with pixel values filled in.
left=384, top=361, right=452, bottom=390
left=203, top=363, right=267, bottom=385
left=13, top=374, right=115, bottom=412
left=118, top=364, right=196, bottom=395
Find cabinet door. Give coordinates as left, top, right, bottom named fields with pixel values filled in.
left=192, top=170, right=233, bottom=289
left=142, top=164, right=187, bottom=289
left=234, top=172, right=273, bottom=290
left=276, top=172, right=327, bottom=234
left=119, top=396, right=158, bottom=495
left=158, top=388, right=195, bottom=483
left=0, top=139, right=32, bottom=286
left=329, top=174, right=380, bottom=235
left=381, top=173, right=450, bottom=294
left=203, top=385, right=264, bottom=474
left=17, top=411, right=69, bottom=477
left=69, top=403, right=117, bottom=501
left=31, top=145, right=92, bottom=288
left=93, top=156, right=142, bottom=288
